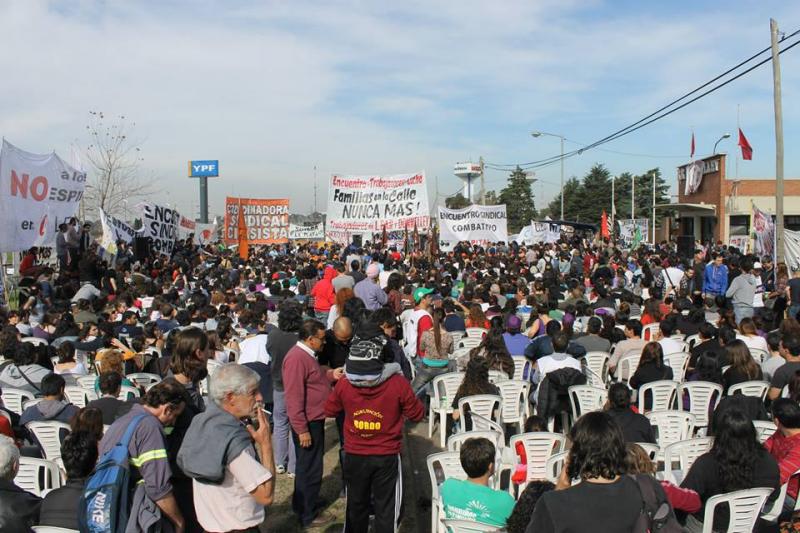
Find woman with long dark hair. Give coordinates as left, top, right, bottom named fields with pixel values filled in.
left=529, top=411, right=673, bottom=532
left=451, top=357, right=498, bottom=426
left=680, top=409, right=779, bottom=532
left=721, top=339, right=763, bottom=391
left=465, top=327, right=515, bottom=379
left=411, top=307, right=454, bottom=395
left=465, top=303, right=490, bottom=329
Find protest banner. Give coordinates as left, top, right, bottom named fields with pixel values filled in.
left=99, top=209, right=139, bottom=255
left=224, top=197, right=289, bottom=245
left=728, top=235, right=750, bottom=253
left=786, top=229, right=800, bottom=273
left=0, top=140, right=87, bottom=252
left=530, top=222, right=561, bottom=244
left=140, top=203, right=180, bottom=256
left=437, top=205, right=508, bottom=250
left=289, top=222, right=325, bottom=240
left=325, top=172, right=429, bottom=244
left=617, top=219, right=649, bottom=250
left=178, top=216, right=218, bottom=244
left=752, top=203, right=775, bottom=259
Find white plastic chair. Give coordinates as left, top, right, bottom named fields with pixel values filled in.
left=678, top=382, right=723, bottom=429
left=487, top=370, right=509, bottom=384
left=662, top=436, right=714, bottom=484
left=544, top=450, right=568, bottom=483
left=664, top=352, right=690, bottom=382
left=465, top=327, right=488, bottom=339
left=449, top=331, right=466, bottom=343
left=753, top=420, right=778, bottom=444
left=583, top=351, right=610, bottom=386
left=27, top=421, right=72, bottom=463
left=76, top=375, right=97, bottom=391
left=441, top=519, right=499, bottom=532
left=427, top=451, right=468, bottom=533
left=749, top=348, right=769, bottom=365
left=568, top=385, right=606, bottom=420
left=429, top=372, right=465, bottom=448
left=646, top=411, right=696, bottom=449
left=727, top=380, right=770, bottom=401
left=0, top=388, right=35, bottom=415
left=512, top=357, right=532, bottom=382
left=457, top=395, right=502, bottom=433
left=15, top=456, right=62, bottom=496
left=456, top=337, right=482, bottom=350
left=685, top=334, right=702, bottom=349
left=496, top=380, right=530, bottom=432
left=616, top=350, right=642, bottom=382
left=762, top=467, right=800, bottom=522
left=63, top=386, right=92, bottom=408
left=701, top=487, right=773, bottom=533
left=508, top=432, right=567, bottom=491
left=638, top=380, right=678, bottom=413
left=446, top=430, right=504, bottom=453
left=32, top=527, right=81, bottom=533
left=118, top=384, right=141, bottom=402
left=634, top=442, right=660, bottom=461
left=642, top=322, right=660, bottom=341
left=21, top=337, right=48, bottom=346
left=126, top=373, right=162, bottom=388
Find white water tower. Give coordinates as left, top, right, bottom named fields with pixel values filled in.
left=454, top=162, right=482, bottom=201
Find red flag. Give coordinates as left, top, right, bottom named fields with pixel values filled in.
left=690, top=132, right=695, bottom=159
left=601, top=210, right=609, bottom=238
left=738, top=128, right=753, bottom=160
left=237, top=199, right=249, bottom=260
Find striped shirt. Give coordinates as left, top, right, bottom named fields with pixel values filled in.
left=765, top=430, right=800, bottom=500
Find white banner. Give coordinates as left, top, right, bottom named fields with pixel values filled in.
left=728, top=235, right=750, bottom=253
left=753, top=204, right=775, bottom=259
left=177, top=216, right=218, bottom=244
left=99, top=209, right=138, bottom=255
left=437, top=204, right=507, bottom=247
left=140, top=203, right=180, bottom=256
left=786, top=230, right=800, bottom=273
left=289, top=222, right=325, bottom=240
left=0, top=140, right=87, bottom=252
left=530, top=222, right=561, bottom=244
left=617, top=219, right=649, bottom=249
left=325, top=172, right=430, bottom=242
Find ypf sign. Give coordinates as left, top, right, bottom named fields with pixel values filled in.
left=0, top=140, right=86, bottom=252
left=188, top=160, right=219, bottom=178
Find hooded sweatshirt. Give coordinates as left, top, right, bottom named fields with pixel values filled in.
left=310, top=266, right=336, bottom=312
left=19, top=398, right=80, bottom=426
left=0, top=364, right=51, bottom=395
left=726, top=272, right=758, bottom=308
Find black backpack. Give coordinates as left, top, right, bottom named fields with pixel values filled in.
left=630, top=474, right=687, bottom=532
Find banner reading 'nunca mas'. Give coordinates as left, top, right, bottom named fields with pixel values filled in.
left=0, top=140, right=86, bottom=252
left=326, top=172, right=429, bottom=243
left=437, top=205, right=507, bottom=248
left=224, top=197, right=289, bottom=245
left=289, top=222, right=324, bottom=240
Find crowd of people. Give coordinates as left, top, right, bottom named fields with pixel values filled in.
left=1, top=223, right=800, bottom=532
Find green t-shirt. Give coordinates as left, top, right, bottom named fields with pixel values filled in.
left=440, top=478, right=515, bottom=528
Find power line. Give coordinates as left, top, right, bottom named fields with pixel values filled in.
left=486, top=29, right=800, bottom=170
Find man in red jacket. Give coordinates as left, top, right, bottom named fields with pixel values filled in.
left=283, top=319, right=343, bottom=528
left=325, top=316, right=424, bottom=533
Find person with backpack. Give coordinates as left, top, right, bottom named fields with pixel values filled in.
left=90, top=378, right=188, bottom=533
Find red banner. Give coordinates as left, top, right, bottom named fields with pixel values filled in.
left=224, top=197, right=289, bottom=245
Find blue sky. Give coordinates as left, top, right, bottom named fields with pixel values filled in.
left=1, top=0, right=799, bottom=219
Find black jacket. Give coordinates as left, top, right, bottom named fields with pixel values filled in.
left=267, top=329, right=299, bottom=392
left=536, top=368, right=586, bottom=421
left=0, top=478, right=41, bottom=532
left=39, top=478, right=84, bottom=530
left=608, top=407, right=656, bottom=443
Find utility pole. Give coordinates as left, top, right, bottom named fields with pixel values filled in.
left=652, top=171, right=656, bottom=243
left=313, top=165, right=318, bottom=216
left=479, top=156, right=486, bottom=205
left=611, top=177, right=615, bottom=241
left=559, top=136, right=564, bottom=220
left=631, top=173, right=635, bottom=220
left=771, top=18, right=785, bottom=262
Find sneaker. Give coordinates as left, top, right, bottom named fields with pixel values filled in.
left=305, top=511, right=335, bottom=529
left=287, top=471, right=296, bottom=479
left=276, top=465, right=286, bottom=475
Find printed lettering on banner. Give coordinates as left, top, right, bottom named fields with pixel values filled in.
left=223, top=197, right=289, bottom=245
left=139, top=203, right=180, bottom=256
left=326, top=172, right=430, bottom=244
left=530, top=222, right=560, bottom=244
left=437, top=204, right=508, bottom=250
left=99, top=209, right=139, bottom=255
left=617, top=219, right=649, bottom=250
left=177, top=216, right=218, bottom=244
left=289, top=222, right=325, bottom=240
left=0, top=140, right=87, bottom=252
left=728, top=235, right=750, bottom=253
left=785, top=230, right=800, bottom=273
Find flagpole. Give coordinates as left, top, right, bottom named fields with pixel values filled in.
left=611, top=177, right=616, bottom=243
left=736, top=105, right=740, bottom=180
left=652, top=171, right=656, bottom=244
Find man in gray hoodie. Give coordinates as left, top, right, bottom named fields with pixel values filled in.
left=19, top=373, right=78, bottom=427
left=0, top=343, right=51, bottom=396
left=726, top=257, right=758, bottom=325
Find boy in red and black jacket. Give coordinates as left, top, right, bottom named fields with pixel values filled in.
left=324, top=317, right=424, bottom=533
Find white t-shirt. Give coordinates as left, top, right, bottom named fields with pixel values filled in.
left=658, top=337, right=684, bottom=356
left=661, top=267, right=685, bottom=295
left=740, top=334, right=769, bottom=355
left=193, top=447, right=272, bottom=531
left=238, top=334, right=270, bottom=365
left=534, top=353, right=582, bottom=384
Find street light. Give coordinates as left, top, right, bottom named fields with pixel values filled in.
left=531, top=131, right=565, bottom=220
left=713, top=133, right=732, bottom=154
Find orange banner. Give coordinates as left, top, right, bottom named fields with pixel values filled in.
left=224, top=197, right=289, bottom=245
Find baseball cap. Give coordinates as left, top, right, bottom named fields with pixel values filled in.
left=413, top=287, right=434, bottom=303
left=753, top=262, right=763, bottom=270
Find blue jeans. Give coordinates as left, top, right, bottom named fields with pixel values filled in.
left=733, top=304, right=754, bottom=325
left=272, top=389, right=296, bottom=474
left=790, top=305, right=800, bottom=321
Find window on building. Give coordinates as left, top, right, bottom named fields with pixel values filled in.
left=729, top=215, right=750, bottom=236
left=786, top=216, right=800, bottom=231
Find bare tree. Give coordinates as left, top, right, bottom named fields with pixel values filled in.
left=81, top=111, right=157, bottom=219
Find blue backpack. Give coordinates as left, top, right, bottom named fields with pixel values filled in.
left=79, top=414, right=147, bottom=533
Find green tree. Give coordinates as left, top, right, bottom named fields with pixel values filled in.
left=572, top=164, right=613, bottom=224
left=547, top=176, right=581, bottom=221
left=499, top=166, right=537, bottom=233
left=445, top=193, right=471, bottom=209
left=612, top=169, right=671, bottom=230
left=483, top=190, right=500, bottom=206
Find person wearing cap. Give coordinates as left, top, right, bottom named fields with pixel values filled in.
left=354, top=263, right=388, bottom=311
left=403, top=287, right=434, bottom=360
left=324, top=313, right=424, bottom=532
left=752, top=261, right=766, bottom=318
left=502, top=315, right=530, bottom=356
